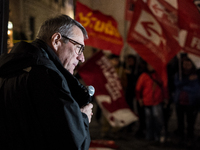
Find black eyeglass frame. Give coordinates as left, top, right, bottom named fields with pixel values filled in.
left=61, top=35, right=85, bottom=55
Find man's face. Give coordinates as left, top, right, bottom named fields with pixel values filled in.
left=56, top=26, right=85, bottom=74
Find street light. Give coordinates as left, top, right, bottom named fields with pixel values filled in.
left=7, top=21, right=13, bottom=53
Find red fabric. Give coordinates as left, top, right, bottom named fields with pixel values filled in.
left=75, top=1, right=123, bottom=55
left=127, top=0, right=180, bottom=89
left=125, top=0, right=136, bottom=21
left=178, top=0, right=200, bottom=32
left=135, top=72, right=164, bottom=106
left=178, top=0, right=200, bottom=57
left=181, top=33, right=200, bottom=56
left=78, top=51, right=125, bottom=108
left=78, top=51, right=138, bottom=127
left=78, top=51, right=128, bottom=111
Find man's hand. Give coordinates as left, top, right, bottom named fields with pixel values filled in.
left=80, top=103, right=93, bottom=123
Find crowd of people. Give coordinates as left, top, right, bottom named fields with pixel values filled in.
left=95, top=53, right=200, bottom=146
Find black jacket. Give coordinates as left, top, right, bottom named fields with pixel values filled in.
left=0, top=40, right=91, bottom=150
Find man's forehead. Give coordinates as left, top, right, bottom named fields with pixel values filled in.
left=70, top=26, right=84, bottom=45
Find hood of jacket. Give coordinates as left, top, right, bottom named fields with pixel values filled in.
left=0, top=40, right=47, bottom=77
left=0, top=40, right=92, bottom=107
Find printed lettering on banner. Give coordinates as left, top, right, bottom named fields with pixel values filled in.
left=78, top=51, right=138, bottom=127
left=135, top=10, right=164, bottom=47
left=131, top=8, right=168, bottom=64
left=148, top=0, right=178, bottom=39
left=75, top=1, right=123, bottom=55
left=179, top=30, right=200, bottom=56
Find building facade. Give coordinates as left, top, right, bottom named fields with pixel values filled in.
left=9, top=0, right=74, bottom=42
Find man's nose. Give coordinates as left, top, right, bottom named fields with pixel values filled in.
left=78, top=52, right=85, bottom=63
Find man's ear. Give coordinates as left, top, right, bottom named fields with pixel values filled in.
left=50, top=33, right=62, bottom=52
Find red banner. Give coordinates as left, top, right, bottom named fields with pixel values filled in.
left=127, top=0, right=181, bottom=86
left=178, top=0, right=200, bottom=32
left=78, top=51, right=138, bottom=127
left=178, top=0, right=200, bottom=56
left=75, top=2, right=124, bottom=55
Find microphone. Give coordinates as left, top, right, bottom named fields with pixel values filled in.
left=63, top=70, right=94, bottom=108
left=73, top=83, right=95, bottom=108
left=80, top=85, right=95, bottom=107
left=87, top=86, right=95, bottom=96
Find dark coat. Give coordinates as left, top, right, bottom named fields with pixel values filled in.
left=0, top=40, right=91, bottom=150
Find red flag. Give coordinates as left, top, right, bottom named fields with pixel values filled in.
left=78, top=51, right=138, bottom=127
left=127, top=0, right=181, bottom=87
left=75, top=2, right=124, bottom=55
left=178, top=0, right=200, bottom=57
left=178, top=0, right=200, bottom=31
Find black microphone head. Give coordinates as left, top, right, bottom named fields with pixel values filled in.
left=87, top=86, right=95, bottom=96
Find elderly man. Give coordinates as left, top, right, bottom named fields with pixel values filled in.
left=0, top=15, right=93, bottom=150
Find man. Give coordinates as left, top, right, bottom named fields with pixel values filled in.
left=0, top=15, right=93, bottom=150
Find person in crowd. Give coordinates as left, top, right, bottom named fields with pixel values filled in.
left=134, top=58, right=147, bottom=138
left=123, top=54, right=137, bottom=132
left=108, top=54, right=127, bottom=90
left=135, top=63, right=167, bottom=142
left=124, top=54, right=137, bottom=111
left=0, top=15, right=93, bottom=150
left=173, top=57, right=200, bottom=140
left=164, top=56, right=179, bottom=137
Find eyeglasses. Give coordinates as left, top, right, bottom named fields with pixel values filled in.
left=61, top=35, right=84, bottom=55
